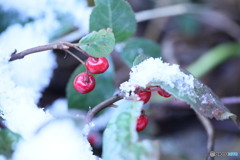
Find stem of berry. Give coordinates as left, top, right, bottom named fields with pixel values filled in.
left=65, top=50, right=90, bottom=82
left=65, top=50, right=85, bottom=65
left=73, top=44, right=91, bottom=57
left=85, top=94, right=123, bottom=124
left=92, top=57, right=99, bottom=62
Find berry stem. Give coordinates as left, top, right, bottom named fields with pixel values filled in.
left=65, top=50, right=85, bottom=65
left=84, top=70, right=90, bottom=83
left=73, top=44, right=91, bottom=57
left=65, top=50, right=90, bottom=82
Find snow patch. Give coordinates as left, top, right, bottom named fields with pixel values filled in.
left=0, top=19, right=56, bottom=138
left=47, top=98, right=68, bottom=117
left=0, top=0, right=91, bottom=33
left=12, top=119, right=98, bottom=160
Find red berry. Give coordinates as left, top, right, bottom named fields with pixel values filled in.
left=136, top=110, right=148, bottom=132
left=87, top=134, right=97, bottom=145
left=73, top=72, right=95, bottom=94
left=86, top=57, right=109, bottom=74
left=136, top=91, right=151, bottom=104
left=157, top=87, right=171, bottom=98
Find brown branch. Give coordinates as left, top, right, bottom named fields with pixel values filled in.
left=163, top=96, right=240, bottom=109
left=135, top=3, right=240, bottom=41
left=87, top=0, right=95, bottom=6
left=196, top=112, right=215, bottom=160
left=85, top=94, right=123, bottom=124
left=72, top=44, right=90, bottom=57
left=220, top=96, right=240, bottom=105
left=9, top=41, right=83, bottom=62
left=9, top=42, right=69, bottom=61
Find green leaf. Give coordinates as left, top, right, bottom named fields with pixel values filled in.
left=187, top=43, right=240, bottom=78
left=66, top=58, right=115, bottom=110
left=119, top=38, right=161, bottom=67
left=102, top=100, right=160, bottom=160
left=79, top=28, right=115, bottom=57
left=0, top=129, right=21, bottom=158
left=90, top=0, right=136, bottom=42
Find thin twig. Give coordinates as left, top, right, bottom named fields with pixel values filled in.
left=65, top=50, right=89, bottom=80
left=9, top=42, right=71, bottom=61
left=85, top=94, right=123, bottom=124
left=220, top=97, right=240, bottom=105
left=72, top=44, right=90, bottom=57
left=162, top=96, right=240, bottom=109
left=87, top=0, right=95, bottom=6
left=8, top=41, right=87, bottom=63
left=135, top=3, right=240, bottom=41
left=136, top=3, right=188, bottom=22
left=64, top=50, right=85, bottom=65
left=196, top=112, right=215, bottom=160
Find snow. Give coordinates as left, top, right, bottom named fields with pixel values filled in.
left=0, top=0, right=97, bottom=159
left=12, top=119, right=98, bottom=160
left=0, top=0, right=92, bottom=138
left=120, top=58, right=195, bottom=97
left=92, top=108, right=116, bottom=131
left=0, top=0, right=92, bottom=33
left=2, top=24, right=57, bottom=102
left=47, top=98, right=68, bottom=117
left=0, top=22, right=57, bottom=137
left=0, top=155, right=6, bottom=160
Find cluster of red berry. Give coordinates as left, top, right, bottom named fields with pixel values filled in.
left=136, top=86, right=171, bottom=132
left=73, top=57, right=171, bottom=132
left=136, top=86, right=171, bottom=104
left=73, top=57, right=109, bottom=94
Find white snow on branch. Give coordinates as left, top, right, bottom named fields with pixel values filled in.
left=120, top=58, right=195, bottom=96
left=12, top=119, right=98, bottom=160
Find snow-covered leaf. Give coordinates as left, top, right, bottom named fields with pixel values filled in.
left=102, top=100, right=160, bottom=160
left=90, top=0, right=136, bottom=42
left=0, top=129, right=21, bottom=158
left=120, top=58, right=236, bottom=121
left=79, top=28, right=115, bottom=57
left=66, top=59, right=115, bottom=110
left=119, top=38, right=161, bottom=67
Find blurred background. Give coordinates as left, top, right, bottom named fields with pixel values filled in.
left=1, top=0, right=240, bottom=159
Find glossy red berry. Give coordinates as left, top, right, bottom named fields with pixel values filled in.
left=136, top=91, right=151, bottom=104
left=136, top=110, right=148, bottom=132
left=73, top=72, right=95, bottom=94
left=157, top=87, right=171, bottom=98
left=86, top=57, right=109, bottom=74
